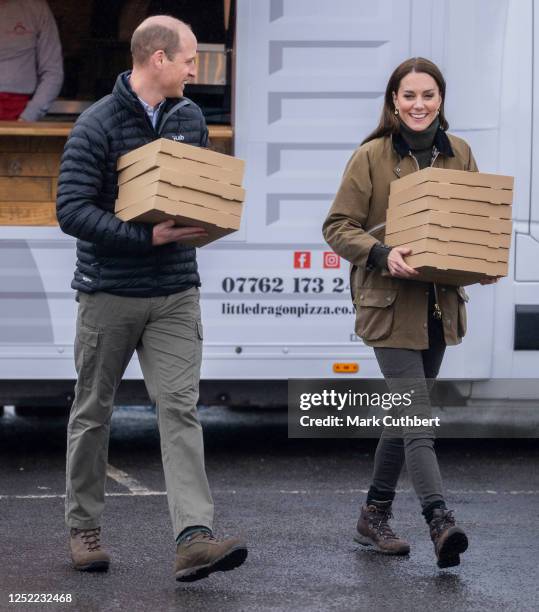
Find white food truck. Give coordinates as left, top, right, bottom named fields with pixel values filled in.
left=0, top=0, right=537, bottom=410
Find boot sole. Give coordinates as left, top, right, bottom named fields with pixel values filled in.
left=74, top=560, right=110, bottom=572
left=175, top=545, right=248, bottom=582
left=354, top=532, right=410, bottom=556
left=437, top=528, right=468, bottom=569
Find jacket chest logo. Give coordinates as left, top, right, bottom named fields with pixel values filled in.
left=172, top=135, right=185, bottom=141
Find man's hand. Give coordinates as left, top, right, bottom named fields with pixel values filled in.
left=387, top=247, right=420, bottom=279
left=479, top=276, right=498, bottom=285
left=152, top=219, right=208, bottom=246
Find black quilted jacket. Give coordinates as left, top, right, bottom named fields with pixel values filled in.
left=56, top=71, right=207, bottom=296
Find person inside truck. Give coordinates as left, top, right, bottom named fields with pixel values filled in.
left=56, top=14, right=247, bottom=582
left=324, top=57, right=497, bottom=570
left=0, top=0, right=63, bottom=121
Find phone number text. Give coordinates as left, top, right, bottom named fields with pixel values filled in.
left=221, top=277, right=349, bottom=294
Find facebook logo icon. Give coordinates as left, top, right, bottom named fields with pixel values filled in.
left=294, top=251, right=311, bottom=269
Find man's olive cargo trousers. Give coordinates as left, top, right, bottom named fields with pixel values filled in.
left=65, top=288, right=214, bottom=539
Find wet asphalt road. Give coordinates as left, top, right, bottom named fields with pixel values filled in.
left=0, top=405, right=538, bottom=612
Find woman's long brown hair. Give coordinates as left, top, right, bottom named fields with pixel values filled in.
left=361, top=57, right=449, bottom=145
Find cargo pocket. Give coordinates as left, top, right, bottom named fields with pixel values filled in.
left=75, top=325, right=100, bottom=389
left=456, top=286, right=469, bottom=338
left=191, top=320, right=203, bottom=388
left=196, top=320, right=203, bottom=341
left=354, top=288, right=398, bottom=342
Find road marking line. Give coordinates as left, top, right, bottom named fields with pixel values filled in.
left=106, top=463, right=153, bottom=494
left=1, top=489, right=539, bottom=501
left=0, top=492, right=166, bottom=500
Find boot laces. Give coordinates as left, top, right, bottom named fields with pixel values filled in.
left=431, top=510, right=456, bottom=536
left=74, top=528, right=101, bottom=552
left=369, top=508, right=398, bottom=540
left=198, top=532, right=216, bottom=542
left=188, top=530, right=216, bottom=543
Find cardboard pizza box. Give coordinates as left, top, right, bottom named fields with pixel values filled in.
left=390, top=167, right=514, bottom=195
left=116, top=195, right=240, bottom=247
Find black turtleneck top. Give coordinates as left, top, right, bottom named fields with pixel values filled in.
left=399, top=116, right=439, bottom=169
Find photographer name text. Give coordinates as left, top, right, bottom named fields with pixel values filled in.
left=299, top=415, right=441, bottom=428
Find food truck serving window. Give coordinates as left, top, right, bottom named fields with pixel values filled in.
left=46, top=0, right=233, bottom=124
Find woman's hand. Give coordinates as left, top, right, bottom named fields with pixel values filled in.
left=479, top=276, right=498, bottom=285
left=387, top=247, right=420, bottom=279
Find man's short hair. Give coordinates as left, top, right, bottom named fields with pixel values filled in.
left=131, top=20, right=189, bottom=64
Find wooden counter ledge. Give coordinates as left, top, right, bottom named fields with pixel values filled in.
left=0, top=122, right=233, bottom=140
left=0, top=122, right=233, bottom=225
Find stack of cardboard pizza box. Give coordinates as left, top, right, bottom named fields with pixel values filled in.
left=385, top=167, right=513, bottom=285
left=115, top=138, right=245, bottom=247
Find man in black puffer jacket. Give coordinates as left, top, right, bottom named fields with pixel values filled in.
left=57, top=15, right=247, bottom=582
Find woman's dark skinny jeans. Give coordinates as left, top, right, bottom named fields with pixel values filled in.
left=368, top=292, right=447, bottom=520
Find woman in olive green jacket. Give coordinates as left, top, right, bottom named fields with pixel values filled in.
left=323, top=57, right=496, bottom=569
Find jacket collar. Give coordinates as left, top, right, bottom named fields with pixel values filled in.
left=392, top=127, right=454, bottom=158
left=113, top=71, right=185, bottom=115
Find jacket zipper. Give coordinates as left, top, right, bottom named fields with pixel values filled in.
left=136, top=106, right=157, bottom=138
left=409, top=151, right=420, bottom=171
left=157, top=99, right=190, bottom=136
left=136, top=99, right=191, bottom=137
left=429, top=148, right=442, bottom=319
left=432, top=285, right=443, bottom=319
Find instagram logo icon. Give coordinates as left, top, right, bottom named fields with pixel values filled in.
left=323, top=252, right=340, bottom=269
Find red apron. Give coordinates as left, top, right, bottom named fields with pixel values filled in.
left=0, top=92, right=32, bottom=120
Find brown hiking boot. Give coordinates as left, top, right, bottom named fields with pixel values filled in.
left=354, top=504, right=410, bottom=555
left=429, top=508, right=468, bottom=568
left=70, top=527, right=110, bottom=572
left=175, top=531, right=248, bottom=582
